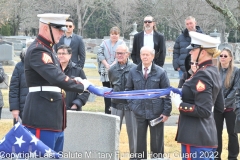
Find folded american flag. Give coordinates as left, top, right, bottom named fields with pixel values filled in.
left=0, top=122, right=60, bottom=159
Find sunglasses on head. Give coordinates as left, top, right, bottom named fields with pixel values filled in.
left=144, top=20, right=153, bottom=24
left=190, top=62, right=198, bottom=65
left=66, top=25, right=72, bottom=28
left=220, top=55, right=228, bottom=58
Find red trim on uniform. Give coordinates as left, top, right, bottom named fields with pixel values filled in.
left=180, top=142, right=218, bottom=148
left=35, top=128, right=40, bottom=139
left=186, top=144, right=191, bottom=160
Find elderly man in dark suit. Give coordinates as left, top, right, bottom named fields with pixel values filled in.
left=54, top=18, right=86, bottom=69
left=131, top=15, right=166, bottom=67
left=126, top=46, right=171, bottom=159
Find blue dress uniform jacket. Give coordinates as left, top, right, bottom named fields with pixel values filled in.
left=23, top=35, right=85, bottom=131
left=176, top=60, right=224, bottom=147
left=125, top=63, right=172, bottom=119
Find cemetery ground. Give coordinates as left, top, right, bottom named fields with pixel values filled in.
left=0, top=53, right=238, bottom=159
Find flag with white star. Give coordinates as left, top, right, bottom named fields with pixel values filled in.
left=0, top=122, right=60, bottom=159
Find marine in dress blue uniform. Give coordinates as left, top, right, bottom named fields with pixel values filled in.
left=171, top=32, right=225, bottom=160
left=22, top=13, right=91, bottom=152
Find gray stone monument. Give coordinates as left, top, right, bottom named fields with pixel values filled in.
left=0, top=44, right=16, bottom=65
left=64, top=111, right=120, bottom=160
left=234, top=43, right=240, bottom=63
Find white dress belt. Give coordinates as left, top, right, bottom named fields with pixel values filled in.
left=29, top=86, right=61, bottom=92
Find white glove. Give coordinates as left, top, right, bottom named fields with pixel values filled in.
left=74, top=77, right=83, bottom=83
left=81, top=79, right=92, bottom=90
left=170, top=91, right=182, bottom=109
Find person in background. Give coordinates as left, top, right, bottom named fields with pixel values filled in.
left=173, top=16, right=203, bottom=79
left=131, top=15, right=166, bottom=67
left=178, top=54, right=197, bottom=88
left=108, top=44, right=137, bottom=157
left=214, top=48, right=239, bottom=160
left=97, top=26, right=125, bottom=114
left=0, top=62, right=5, bottom=119
left=54, top=18, right=86, bottom=68
left=170, top=31, right=224, bottom=160
left=9, top=51, right=29, bottom=124
left=126, top=46, right=171, bottom=159
left=57, top=44, right=90, bottom=111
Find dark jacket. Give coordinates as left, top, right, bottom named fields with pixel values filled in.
left=0, top=63, right=5, bottom=108
left=125, top=63, right=171, bottom=119
left=131, top=31, right=166, bottom=67
left=9, top=56, right=29, bottom=117
left=173, top=26, right=203, bottom=72
left=63, top=61, right=90, bottom=110
left=54, top=33, right=86, bottom=68
left=176, top=60, right=224, bottom=147
left=219, top=66, right=239, bottom=110
left=23, top=35, right=85, bottom=131
left=108, top=59, right=136, bottom=110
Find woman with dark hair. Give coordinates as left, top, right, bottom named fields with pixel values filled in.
left=9, top=51, right=29, bottom=124
left=178, top=54, right=197, bottom=88
left=214, top=48, right=239, bottom=160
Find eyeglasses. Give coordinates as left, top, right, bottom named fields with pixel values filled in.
left=66, top=25, right=73, bottom=28
left=57, top=52, right=69, bottom=56
left=190, top=62, right=198, bottom=65
left=115, top=52, right=126, bottom=55
left=144, top=20, right=153, bottom=24
left=220, top=54, right=228, bottom=58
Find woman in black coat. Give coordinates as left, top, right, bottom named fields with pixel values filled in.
left=9, top=51, right=29, bottom=124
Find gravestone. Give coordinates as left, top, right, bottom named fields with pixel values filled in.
left=163, top=63, right=179, bottom=79
left=234, top=43, right=240, bottom=63
left=64, top=111, right=120, bottom=160
left=93, top=46, right=100, bottom=54
left=0, top=44, right=15, bottom=65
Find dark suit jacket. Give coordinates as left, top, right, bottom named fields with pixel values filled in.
left=131, top=31, right=166, bottom=67
left=54, top=33, right=86, bottom=68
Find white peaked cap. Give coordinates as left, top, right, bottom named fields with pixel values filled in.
left=37, top=13, right=70, bottom=26
left=187, top=31, right=220, bottom=49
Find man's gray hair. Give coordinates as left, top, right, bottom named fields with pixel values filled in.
left=116, top=44, right=129, bottom=53
left=185, top=16, right=196, bottom=22
left=140, top=46, right=155, bottom=55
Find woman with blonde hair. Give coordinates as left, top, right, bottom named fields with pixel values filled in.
left=214, top=48, right=239, bottom=160
left=170, top=32, right=225, bottom=160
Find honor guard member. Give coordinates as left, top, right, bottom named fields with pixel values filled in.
left=22, top=13, right=91, bottom=152
left=170, top=32, right=224, bottom=160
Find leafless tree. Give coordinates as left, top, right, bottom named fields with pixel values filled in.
left=205, top=0, right=240, bottom=31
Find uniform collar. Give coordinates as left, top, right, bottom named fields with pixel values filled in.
left=37, top=34, right=54, bottom=49
left=198, top=59, right=213, bottom=69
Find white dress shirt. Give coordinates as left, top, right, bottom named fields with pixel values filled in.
left=144, top=31, right=154, bottom=49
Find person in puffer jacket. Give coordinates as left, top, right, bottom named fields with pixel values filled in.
left=173, top=16, right=203, bottom=79
left=9, top=51, right=29, bottom=124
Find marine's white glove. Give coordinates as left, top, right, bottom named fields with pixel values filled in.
left=81, top=79, right=92, bottom=90
left=74, top=77, right=83, bottom=83
left=170, top=91, right=182, bottom=109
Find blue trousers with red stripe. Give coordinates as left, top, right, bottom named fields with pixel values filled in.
left=181, top=144, right=217, bottom=160
left=27, top=127, right=64, bottom=152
